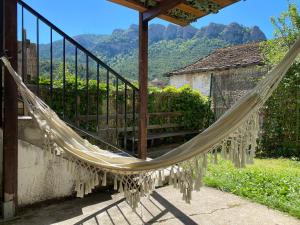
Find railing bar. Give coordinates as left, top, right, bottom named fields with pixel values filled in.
left=36, top=17, right=40, bottom=95
left=115, top=78, right=119, bottom=145
left=17, top=0, right=138, bottom=91
left=106, top=70, right=109, bottom=126
left=75, top=47, right=78, bottom=126
left=50, top=28, right=53, bottom=107
left=124, top=84, right=127, bottom=150
left=21, top=6, right=25, bottom=81
left=62, top=37, right=66, bottom=118
left=86, top=55, right=89, bottom=129
left=96, top=63, right=100, bottom=133
left=0, top=65, right=1, bottom=126
left=132, top=90, right=136, bottom=153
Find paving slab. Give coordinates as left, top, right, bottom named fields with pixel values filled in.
left=5, top=186, right=300, bottom=225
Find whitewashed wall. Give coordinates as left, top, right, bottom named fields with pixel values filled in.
left=169, top=72, right=212, bottom=96
left=18, top=140, right=75, bottom=206
left=0, top=118, right=76, bottom=207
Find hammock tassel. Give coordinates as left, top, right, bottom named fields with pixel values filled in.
left=158, top=170, right=163, bottom=187
left=94, top=173, right=99, bottom=187
left=114, top=175, right=118, bottom=190
left=102, top=172, right=107, bottom=186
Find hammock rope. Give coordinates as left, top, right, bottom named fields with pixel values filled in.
left=1, top=37, right=300, bottom=210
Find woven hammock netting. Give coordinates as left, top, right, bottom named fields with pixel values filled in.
left=1, top=37, right=300, bottom=210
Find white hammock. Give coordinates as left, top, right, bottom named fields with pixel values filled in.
left=1, top=37, right=300, bottom=210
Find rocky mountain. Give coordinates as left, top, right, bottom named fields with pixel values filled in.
left=40, top=23, right=266, bottom=80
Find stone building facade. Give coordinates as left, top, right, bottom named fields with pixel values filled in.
left=167, top=42, right=268, bottom=118
left=17, top=39, right=37, bottom=83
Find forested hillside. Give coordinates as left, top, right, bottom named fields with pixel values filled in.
left=40, top=22, right=266, bottom=81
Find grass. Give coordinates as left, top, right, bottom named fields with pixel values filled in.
left=203, top=158, right=300, bottom=219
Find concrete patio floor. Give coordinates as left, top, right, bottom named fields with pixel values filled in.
left=6, top=186, right=300, bottom=225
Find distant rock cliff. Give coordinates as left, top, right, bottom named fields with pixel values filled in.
left=40, top=23, right=266, bottom=80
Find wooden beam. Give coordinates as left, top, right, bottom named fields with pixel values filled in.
left=158, top=15, right=188, bottom=26
left=0, top=0, right=3, bottom=129
left=108, top=0, right=188, bottom=26
left=138, top=12, right=148, bottom=160
left=142, top=0, right=185, bottom=22
left=108, top=0, right=147, bottom=12
left=1, top=0, right=18, bottom=219
left=108, top=0, right=240, bottom=25
left=177, top=3, right=206, bottom=17
left=213, top=0, right=237, bottom=7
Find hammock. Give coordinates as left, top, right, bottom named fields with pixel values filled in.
left=1, top=37, right=300, bottom=210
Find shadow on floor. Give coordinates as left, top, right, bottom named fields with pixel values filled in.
left=74, top=191, right=197, bottom=225
left=12, top=190, right=115, bottom=225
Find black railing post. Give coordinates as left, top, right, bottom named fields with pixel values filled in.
left=50, top=28, right=53, bottom=106
left=21, top=6, right=25, bottom=81
left=1, top=0, right=18, bottom=219
left=36, top=17, right=39, bottom=95
left=106, top=70, right=109, bottom=127
left=62, top=37, right=66, bottom=118
left=96, top=63, right=100, bottom=133
left=115, top=78, right=119, bottom=145
left=124, top=84, right=127, bottom=150
left=85, top=55, right=89, bottom=128
left=75, top=47, right=78, bottom=126
left=132, top=89, right=136, bottom=153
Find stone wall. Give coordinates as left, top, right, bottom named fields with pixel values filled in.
left=17, top=41, right=37, bottom=83
left=169, top=65, right=268, bottom=119
left=211, top=65, right=267, bottom=119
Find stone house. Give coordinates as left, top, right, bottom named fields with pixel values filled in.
left=167, top=42, right=268, bottom=118
left=17, top=37, right=37, bottom=83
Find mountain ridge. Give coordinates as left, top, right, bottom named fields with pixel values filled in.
left=40, top=22, right=266, bottom=80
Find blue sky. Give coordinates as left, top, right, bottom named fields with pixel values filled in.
left=22, top=0, right=298, bottom=40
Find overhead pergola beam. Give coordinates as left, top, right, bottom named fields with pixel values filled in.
left=142, top=0, right=185, bottom=22
left=109, top=0, right=189, bottom=26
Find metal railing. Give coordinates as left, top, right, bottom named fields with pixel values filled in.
left=18, top=0, right=139, bottom=153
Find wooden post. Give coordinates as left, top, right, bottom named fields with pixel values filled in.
left=0, top=0, right=3, bottom=128
left=1, top=0, right=18, bottom=219
left=138, top=12, right=148, bottom=160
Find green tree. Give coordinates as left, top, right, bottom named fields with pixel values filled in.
left=259, top=1, right=300, bottom=158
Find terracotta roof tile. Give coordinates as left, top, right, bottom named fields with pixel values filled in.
left=168, top=42, right=264, bottom=76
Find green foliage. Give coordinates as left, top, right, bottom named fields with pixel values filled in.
left=204, top=158, right=300, bottom=219
left=38, top=70, right=213, bottom=132
left=261, top=3, right=300, bottom=64
left=111, top=38, right=229, bottom=81
left=258, top=64, right=300, bottom=158
left=259, top=1, right=300, bottom=158
left=148, top=85, right=213, bottom=130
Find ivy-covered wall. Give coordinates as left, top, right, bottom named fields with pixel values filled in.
left=148, top=85, right=213, bottom=130
left=37, top=75, right=213, bottom=147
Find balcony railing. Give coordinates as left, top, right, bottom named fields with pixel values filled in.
left=17, top=0, right=139, bottom=153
